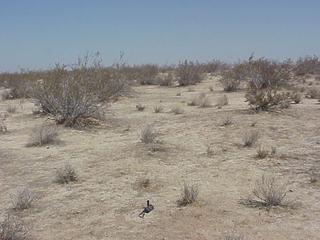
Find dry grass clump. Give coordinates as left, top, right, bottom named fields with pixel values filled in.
left=220, top=115, right=233, bottom=126
left=140, top=125, right=159, bottom=144
left=6, top=105, right=17, bottom=114
left=153, top=105, right=164, bottom=113
left=136, top=104, right=145, bottom=111
left=177, top=60, right=203, bottom=86
left=256, top=147, right=269, bottom=159
left=177, top=183, right=199, bottom=207
left=134, top=177, right=151, bottom=191
left=224, top=231, right=244, bottom=240
left=26, top=125, right=59, bottom=147
left=0, top=119, right=7, bottom=134
left=55, top=163, right=78, bottom=184
left=220, top=70, right=241, bottom=92
left=171, top=105, right=184, bottom=114
left=242, top=130, right=259, bottom=147
left=306, top=88, right=320, bottom=99
left=11, top=188, right=35, bottom=211
left=188, top=93, right=211, bottom=107
left=240, top=174, right=288, bottom=209
left=0, top=214, right=29, bottom=240
left=216, top=95, right=229, bottom=108
left=290, top=91, right=302, bottom=103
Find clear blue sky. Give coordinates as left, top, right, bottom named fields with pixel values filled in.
left=0, top=0, right=319, bottom=71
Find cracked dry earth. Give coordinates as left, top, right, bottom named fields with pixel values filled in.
left=1, top=77, right=320, bottom=240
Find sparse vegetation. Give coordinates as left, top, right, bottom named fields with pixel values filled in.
left=153, top=105, right=163, bottom=113
left=177, top=60, right=203, bottom=86
left=240, top=174, right=288, bottom=209
left=11, top=188, right=35, bottom=211
left=216, top=95, right=229, bottom=108
left=6, top=105, right=17, bottom=114
left=140, top=125, right=158, bottom=144
left=171, top=105, right=184, bottom=114
left=290, top=92, right=302, bottom=104
left=224, top=231, right=244, bottom=240
left=136, top=104, right=146, bottom=111
left=0, top=119, right=7, bottom=133
left=220, top=115, right=233, bottom=126
left=177, top=183, right=199, bottom=207
left=55, top=163, right=78, bottom=184
left=256, top=147, right=269, bottom=159
left=26, top=125, right=59, bottom=147
left=242, top=130, right=259, bottom=147
left=0, top=214, right=29, bottom=240
left=220, top=70, right=241, bottom=92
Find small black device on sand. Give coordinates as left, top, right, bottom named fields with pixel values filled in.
left=139, top=200, right=154, bottom=218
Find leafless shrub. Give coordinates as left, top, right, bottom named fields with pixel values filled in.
left=224, top=231, right=244, bottom=240
left=220, top=70, right=241, bottom=92
left=240, top=174, right=288, bottom=209
left=136, top=104, right=145, bottom=111
left=171, top=105, right=184, bottom=114
left=306, top=88, right=320, bottom=99
left=220, top=115, right=233, bottom=126
left=216, top=95, right=229, bottom=108
left=256, top=147, right=269, bottom=159
left=6, top=105, right=17, bottom=114
left=55, top=163, right=78, bottom=184
left=245, top=58, right=291, bottom=111
left=177, top=183, right=199, bottom=207
left=11, top=188, right=35, bottom=211
left=188, top=93, right=211, bottom=107
left=140, top=125, right=158, bottom=144
left=290, top=92, right=302, bottom=103
left=294, top=55, right=320, bottom=75
left=177, top=60, right=203, bottom=86
left=278, top=99, right=291, bottom=109
left=242, top=130, right=259, bottom=147
left=138, top=64, right=159, bottom=85
left=199, top=96, right=212, bottom=108
left=32, top=54, right=127, bottom=127
left=0, top=214, right=29, bottom=240
left=153, top=105, right=163, bottom=113
left=26, top=125, right=59, bottom=147
left=158, top=73, right=175, bottom=86
left=0, top=119, right=7, bottom=134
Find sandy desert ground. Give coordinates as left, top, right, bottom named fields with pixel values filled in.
left=1, top=76, right=320, bottom=240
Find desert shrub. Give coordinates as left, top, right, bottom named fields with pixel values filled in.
left=201, top=59, right=229, bottom=73
left=138, top=64, right=159, bottom=85
left=220, top=115, right=233, bottom=126
left=0, top=88, right=12, bottom=101
left=140, top=125, right=158, bottom=144
left=256, top=147, right=269, bottom=159
left=134, top=178, right=151, bottom=191
left=240, top=174, right=288, bottom=208
left=306, top=88, right=320, bottom=99
left=153, top=105, right=163, bottom=113
left=11, top=188, right=35, bottom=211
left=158, top=73, right=175, bottom=86
left=294, top=55, right=320, bottom=75
left=6, top=105, right=17, bottom=114
left=27, top=125, right=59, bottom=147
left=177, top=60, right=203, bottom=86
left=224, top=231, right=244, bottom=240
left=55, top=163, right=78, bottom=184
left=242, top=130, right=259, bottom=147
left=0, top=214, right=29, bottom=240
left=136, top=104, right=145, bottom=111
left=216, top=95, right=229, bottom=108
left=245, top=58, right=291, bottom=111
left=220, top=70, right=241, bottom=92
left=177, top=183, right=199, bottom=207
left=0, top=119, right=7, bottom=134
left=188, top=93, right=211, bottom=107
left=171, top=105, right=184, bottom=114
left=290, top=92, right=302, bottom=103
left=32, top=54, right=127, bottom=127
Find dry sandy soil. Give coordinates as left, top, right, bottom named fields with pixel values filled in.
left=1, top=76, right=320, bottom=240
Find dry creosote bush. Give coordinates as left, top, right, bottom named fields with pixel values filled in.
left=11, top=188, right=36, bottom=211
left=55, top=163, right=78, bottom=184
